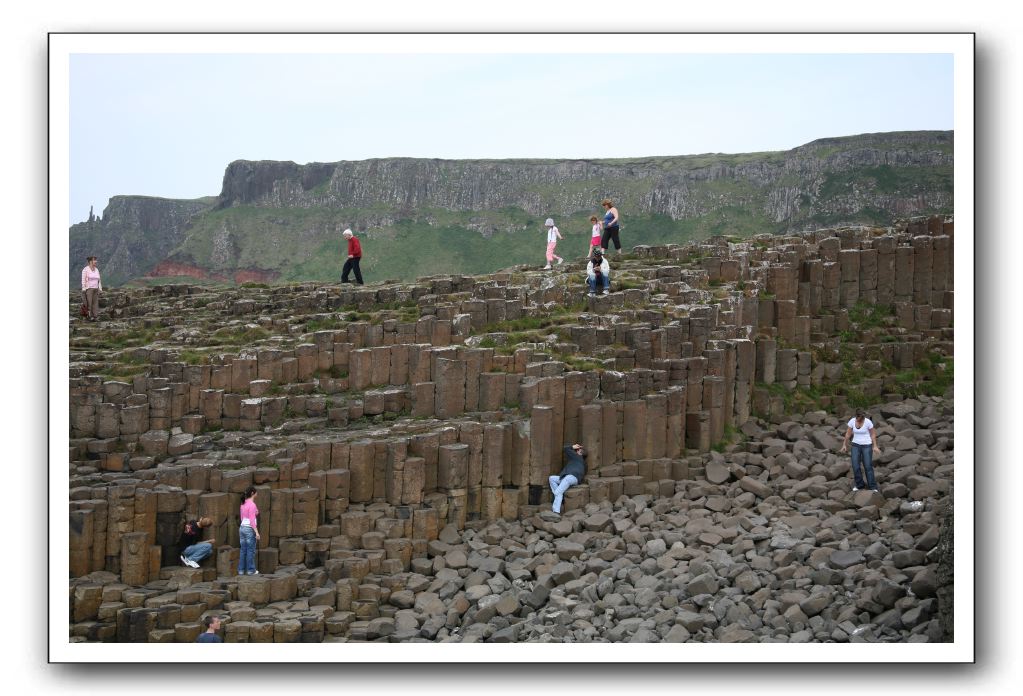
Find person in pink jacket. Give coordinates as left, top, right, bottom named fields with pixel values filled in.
left=80, top=256, right=102, bottom=321
left=238, top=486, right=261, bottom=575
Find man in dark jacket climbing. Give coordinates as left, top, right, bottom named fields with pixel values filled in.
left=549, top=443, right=587, bottom=514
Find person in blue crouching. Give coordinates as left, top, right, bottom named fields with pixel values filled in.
left=586, top=248, right=610, bottom=297
left=549, top=443, right=588, bottom=514
left=178, top=516, right=214, bottom=568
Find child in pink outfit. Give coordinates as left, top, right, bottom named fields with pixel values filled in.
left=544, top=218, right=563, bottom=269
left=588, top=215, right=603, bottom=257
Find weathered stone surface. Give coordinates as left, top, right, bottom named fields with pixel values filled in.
left=66, top=220, right=954, bottom=645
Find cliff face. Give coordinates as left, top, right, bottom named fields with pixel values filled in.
left=69, top=131, right=953, bottom=287
left=69, top=196, right=214, bottom=287
left=215, top=132, right=951, bottom=223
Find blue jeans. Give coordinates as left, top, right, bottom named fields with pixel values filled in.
left=238, top=525, right=257, bottom=574
left=850, top=444, right=877, bottom=489
left=588, top=274, right=609, bottom=293
left=182, top=542, right=212, bottom=564
left=549, top=474, right=578, bottom=514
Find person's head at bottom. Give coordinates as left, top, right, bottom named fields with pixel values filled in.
left=203, top=615, right=222, bottom=633
left=571, top=443, right=587, bottom=458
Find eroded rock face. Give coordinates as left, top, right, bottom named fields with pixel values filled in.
left=66, top=217, right=955, bottom=643
left=68, top=395, right=954, bottom=644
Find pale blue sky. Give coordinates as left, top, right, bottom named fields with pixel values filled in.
left=69, top=52, right=953, bottom=224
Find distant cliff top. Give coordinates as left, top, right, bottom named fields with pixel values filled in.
left=70, top=130, right=952, bottom=288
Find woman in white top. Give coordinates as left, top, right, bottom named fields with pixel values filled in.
left=80, top=256, right=102, bottom=321
left=840, top=409, right=881, bottom=492
left=543, top=218, right=563, bottom=270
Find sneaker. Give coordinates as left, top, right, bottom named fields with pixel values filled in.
left=251, top=570, right=259, bottom=575
left=601, top=290, right=609, bottom=295
left=543, top=264, right=552, bottom=270
left=557, top=257, right=564, bottom=265
left=871, top=488, right=879, bottom=493
left=852, top=487, right=859, bottom=492
left=188, top=558, right=200, bottom=568
left=588, top=292, right=596, bottom=297
left=180, top=555, right=189, bottom=566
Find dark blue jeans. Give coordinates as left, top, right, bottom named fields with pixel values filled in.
left=588, top=274, right=610, bottom=293
left=850, top=444, right=877, bottom=489
left=182, top=542, right=213, bottom=564
left=238, top=525, right=257, bottom=574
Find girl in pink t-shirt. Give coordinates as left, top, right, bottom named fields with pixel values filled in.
left=238, top=486, right=261, bottom=575
left=588, top=215, right=603, bottom=257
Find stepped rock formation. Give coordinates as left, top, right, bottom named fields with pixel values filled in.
left=67, top=214, right=954, bottom=644
left=68, top=131, right=952, bottom=287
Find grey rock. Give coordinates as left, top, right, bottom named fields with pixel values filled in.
left=739, top=476, right=773, bottom=499
left=389, top=590, right=415, bottom=609
left=809, top=430, right=840, bottom=451
left=911, top=568, right=937, bottom=599
left=644, top=538, right=667, bottom=557
left=414, top=592, right=447, bottom=617
left=628, top=627, right=660, bottom=642
left=663, top=624, right=691, bottom=642
left=705, top=460, right=732, bottom=484
left=871, top=580, right=907, bottom=609
left=522, top=583, right=550, bottom=610
left=550, top=562, right=581, bottom=585
left=675, top=610, right=705, bottom=632
left=438, top=525, right=461, bottom=545
left=829, top=549, right=865, bottom=570
left=892, top=549, right=927, bottom=569
left=445, top=549, right=468, bottom=569
left=687, top=572, right=720, bottom=596
left=583, top=513, right=612, bottom=532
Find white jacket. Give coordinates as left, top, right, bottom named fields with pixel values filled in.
left=586, top=259, right=610, bottom=279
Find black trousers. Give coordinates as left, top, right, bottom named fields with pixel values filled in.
left=601, top=226, right=621, bottom=250
left=341, top=257, right=363, bottom=284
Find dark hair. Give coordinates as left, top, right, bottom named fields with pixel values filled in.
left=242, top=486, right=257, bottom=503
left=86, top=256, right=97, bottom=262
left=601, top=199, right=613, bottom=208
left=855, top=409, right=866, bottom=419
left=203, top=615, right=221, bottom=629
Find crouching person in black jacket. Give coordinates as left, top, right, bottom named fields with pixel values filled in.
left=549, top=444, right=587, bottom=515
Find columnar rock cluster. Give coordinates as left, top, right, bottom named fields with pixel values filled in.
left=68, top=215, right=953, bottom=643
